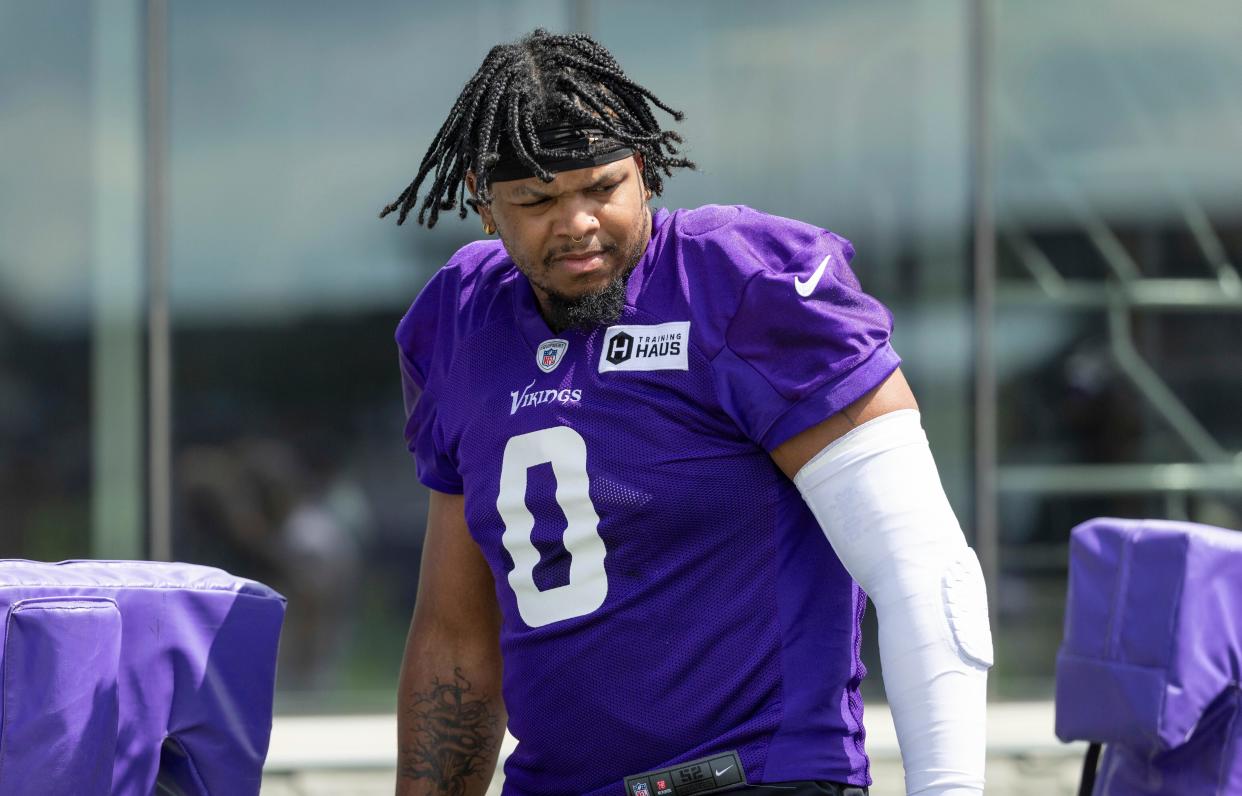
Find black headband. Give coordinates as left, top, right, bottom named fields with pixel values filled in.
left=487, top=124, right=634, bottom=183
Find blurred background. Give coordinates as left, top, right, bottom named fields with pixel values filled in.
left=2, top=0, right=1240, bottom=792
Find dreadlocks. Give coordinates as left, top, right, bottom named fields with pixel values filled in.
left=379, top=28, right=695, bottom=228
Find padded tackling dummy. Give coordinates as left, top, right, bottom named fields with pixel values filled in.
left=0, top=560, right=286, bottom=795
left=1055, top=517, right=1242, bottom=795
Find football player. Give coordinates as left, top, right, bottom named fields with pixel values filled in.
left=382, top=29, right=992, bottom=796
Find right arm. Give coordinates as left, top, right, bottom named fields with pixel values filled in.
left=396, top=490, right=506, bottom=796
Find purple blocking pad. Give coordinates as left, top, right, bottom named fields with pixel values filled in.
left=1055, top=517, right=1242, bottom=795
left=0, top=560, right=286, bottom=796
left=1, top=597, right=121, bottom=795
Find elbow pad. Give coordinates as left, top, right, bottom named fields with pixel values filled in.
left=793, top=409, right=992, bottom=796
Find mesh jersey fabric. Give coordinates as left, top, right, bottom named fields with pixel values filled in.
left=396, top=205, right=901, bottom=795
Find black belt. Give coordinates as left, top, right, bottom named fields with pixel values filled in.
left=624, top=751, right=868, bottom=796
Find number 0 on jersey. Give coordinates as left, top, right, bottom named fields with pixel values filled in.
left=496, top=426, right=609, bottom=627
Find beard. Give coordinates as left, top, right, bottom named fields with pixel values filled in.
left=542, top=263, right=634, bottom=333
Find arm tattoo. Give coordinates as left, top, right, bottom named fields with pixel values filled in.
left=399, top=668, right=500, bottom=794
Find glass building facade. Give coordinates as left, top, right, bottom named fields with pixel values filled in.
left=2, top=0, right=1239, bottom=712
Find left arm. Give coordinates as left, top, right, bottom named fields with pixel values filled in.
left=772, top=368, right=993, bottom=796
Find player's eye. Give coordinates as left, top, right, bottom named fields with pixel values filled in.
left=591, top=182, right=620, bottom=194
left=517, top=197, right=551, bottom=207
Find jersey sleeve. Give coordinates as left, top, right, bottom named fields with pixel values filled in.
left=709, top=228, right=901, bottom=451
left=395, top=271, right=465, bottom=495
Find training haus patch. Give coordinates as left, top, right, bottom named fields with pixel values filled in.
left=599, top=321, right=690, bottom=373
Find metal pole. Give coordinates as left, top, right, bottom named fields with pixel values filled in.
left=90, top=0, right=145, bottom=560
left=145, top=0, right=172, bottom=561
left=970, top=0, right=999, bottom=598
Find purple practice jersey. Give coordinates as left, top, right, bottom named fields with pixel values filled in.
left=396, top=205, right=901, bottom=795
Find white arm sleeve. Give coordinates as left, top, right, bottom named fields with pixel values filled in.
left=792, top=409, right=992, bottom=796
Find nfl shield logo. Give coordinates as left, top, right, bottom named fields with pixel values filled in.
left=631, top=783, right=650, bottom=796
left=537, top=338, right=569, bottom=373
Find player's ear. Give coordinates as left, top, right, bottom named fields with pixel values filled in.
left=466, top=170, right=496, bottom=230
left=632, top=154, right=651, bottom=201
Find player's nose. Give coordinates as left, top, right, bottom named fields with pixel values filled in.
left=552, top=197, right=600, bottom=243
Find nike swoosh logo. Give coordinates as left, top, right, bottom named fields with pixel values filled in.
left=793, top=254, right=831, bottom=297
left=714, top=764, right=734, bottom=777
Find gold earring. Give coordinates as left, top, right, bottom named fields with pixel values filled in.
left=483, top=222, right=496, bottom=235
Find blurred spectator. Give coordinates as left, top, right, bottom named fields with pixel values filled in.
left=179, top=436, right=368, bottom=690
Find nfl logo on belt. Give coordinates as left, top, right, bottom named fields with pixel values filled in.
left=631, top=783, right=650, bottom=796
left=537, top=338, right=569, bottom=373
